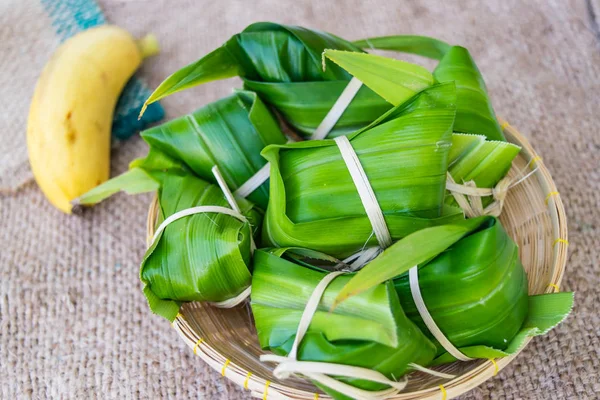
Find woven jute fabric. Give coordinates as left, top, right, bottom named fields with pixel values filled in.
left=1, top=0, right=598, bottom=398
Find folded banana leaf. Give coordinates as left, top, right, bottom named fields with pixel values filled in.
left=261, top=84, right=464, bottom=258
left=143, top=172, right=262, bottom=321
left=353, top=35, right=451, bottom=60
left=326, top=37, right=506, bottom=141
left=394, top=217, right=528, bottom=355
left=352, top=94, right=519, bottom=205
left=430, top=292, right=574, bottom=365
left=78, top=91, right=285, bottom=209
left=242, top=80, right=391, bottom=137
left=251, top=248, right=437, bottom=398
left=448, top=134, right=520, bottom=188
left=332, top=216, right=573, bottom=362
left=333, top=217, right=490, bottom=305
left=447, top=133, right=520, bottom=206
left=141, top=22, right=437, bottom=137
left=355, top=95, right=519, bottom=208
left=434, top=46, right=505, bottom=141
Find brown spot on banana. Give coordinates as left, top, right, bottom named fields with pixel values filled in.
left=66, top=130, right=77, bottom=144
left=64, top=111, right=77, bottom=144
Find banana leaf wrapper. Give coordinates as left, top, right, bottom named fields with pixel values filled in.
left=78, top=91, right=285, bottom=209
left=393, top=215, right=573, bottom=363
left=447, top=133, right=521, bottom=207
left=350, top=93, right=519, bottom=202
left=260, top=84, right=464, bottom=258
left=394, top=217, right=529, bottom=355
left=142, top=172, right=263, bottom=322
left=327, top=36, right=506, bottom=141
left=362, top=97, right=519, bottom=197
left=434, top=46, right=505, bottom=141
left=331, top=216, right=573, bottom=363
left=320, top=47, right=519, bottom=207
left=354, top=109, right=520, bottom=210
left=430, top=292, right=574, bottom=365
left=143, top=22, right=436, bottom=137
left=243, top=80, right=392, bottom=137
left=251, top=248, right=437, bottom=398
left=78, top=93, right=270, bottom=320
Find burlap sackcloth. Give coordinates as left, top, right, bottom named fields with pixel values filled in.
left=1, top=0, right=598, bottom=398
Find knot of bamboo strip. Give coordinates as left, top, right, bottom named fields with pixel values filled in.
left=446, top=173, right=519, bottom=218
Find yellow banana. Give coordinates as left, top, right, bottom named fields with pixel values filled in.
left=27, top=25, right=158, bottom=213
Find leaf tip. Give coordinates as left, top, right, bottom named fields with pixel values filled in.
left=138, top=102, right=149, bottom=120
left=330, top=291, right=355, bottom=311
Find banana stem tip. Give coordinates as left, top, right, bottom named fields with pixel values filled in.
left=137, top=33, right=160, bottom=59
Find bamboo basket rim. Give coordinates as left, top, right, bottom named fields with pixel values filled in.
left=146, top=118, right=568, bottom=400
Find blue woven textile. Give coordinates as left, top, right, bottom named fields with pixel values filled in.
left=40, top=0, right=165, bottom=139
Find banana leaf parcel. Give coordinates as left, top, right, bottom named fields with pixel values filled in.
left=251, top=248, right=437, bottom=399
left=358, top=86, right=520, bottom=195
left=143, top=172, right=262, bottom=322
left=394, top=217, right=529, bottom=356
left=325, top=37, right=506, bottom=141
left=333, top=72, right=520, bottom=211
left=75, top=93, right=275, bottom=321
left=141, top=22, right=436, bottom=137
left=78, top=90, right=285, bottom=209
left=261, top=84, right=464, bottom=258
left=332, top=216, right=573, bottom=363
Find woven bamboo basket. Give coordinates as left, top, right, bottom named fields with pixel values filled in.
left=146, top=118, right=568, bottom=400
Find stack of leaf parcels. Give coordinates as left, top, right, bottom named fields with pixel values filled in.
left=82, top=23, right=573, bottom=400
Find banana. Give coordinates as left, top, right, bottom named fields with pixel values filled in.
left=27, top=25, right=158, bottom=213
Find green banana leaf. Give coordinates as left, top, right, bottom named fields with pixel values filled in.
left=343, top=89, right=519, bottom=209
left=244, top=33, right=431, bottom=137
left=354, top=90, right=519, bottom=208
left=434, top=46, right=505, bottom=141
left=333, top=217, right=490, bottom=306
left=430, top=292, right=574, bottom=365
left=143, top=22, right=356, bottom=106
left=447, top=133, right=521, bottom=207
left=333, top=216, right=572, bottom=362
left=78, top=91, right=285, bottom=209
left=325, top=38, right=506, bottom=141
left=352, top=35, right=451, bottom=60
left=142, top=172, right=262, bottom=321
left=242, top=80, right=391, bottom=137
left=141, top=22, right=443, bottom=137
left=448, top=134, right=519, bottom=187
left=393, top=217, right=529, bottom=356
left=322, top=50, right=433, bottom=106
left=251, top=248, right=437, bottom=397
left=261, top=84, right=464, bottom=258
